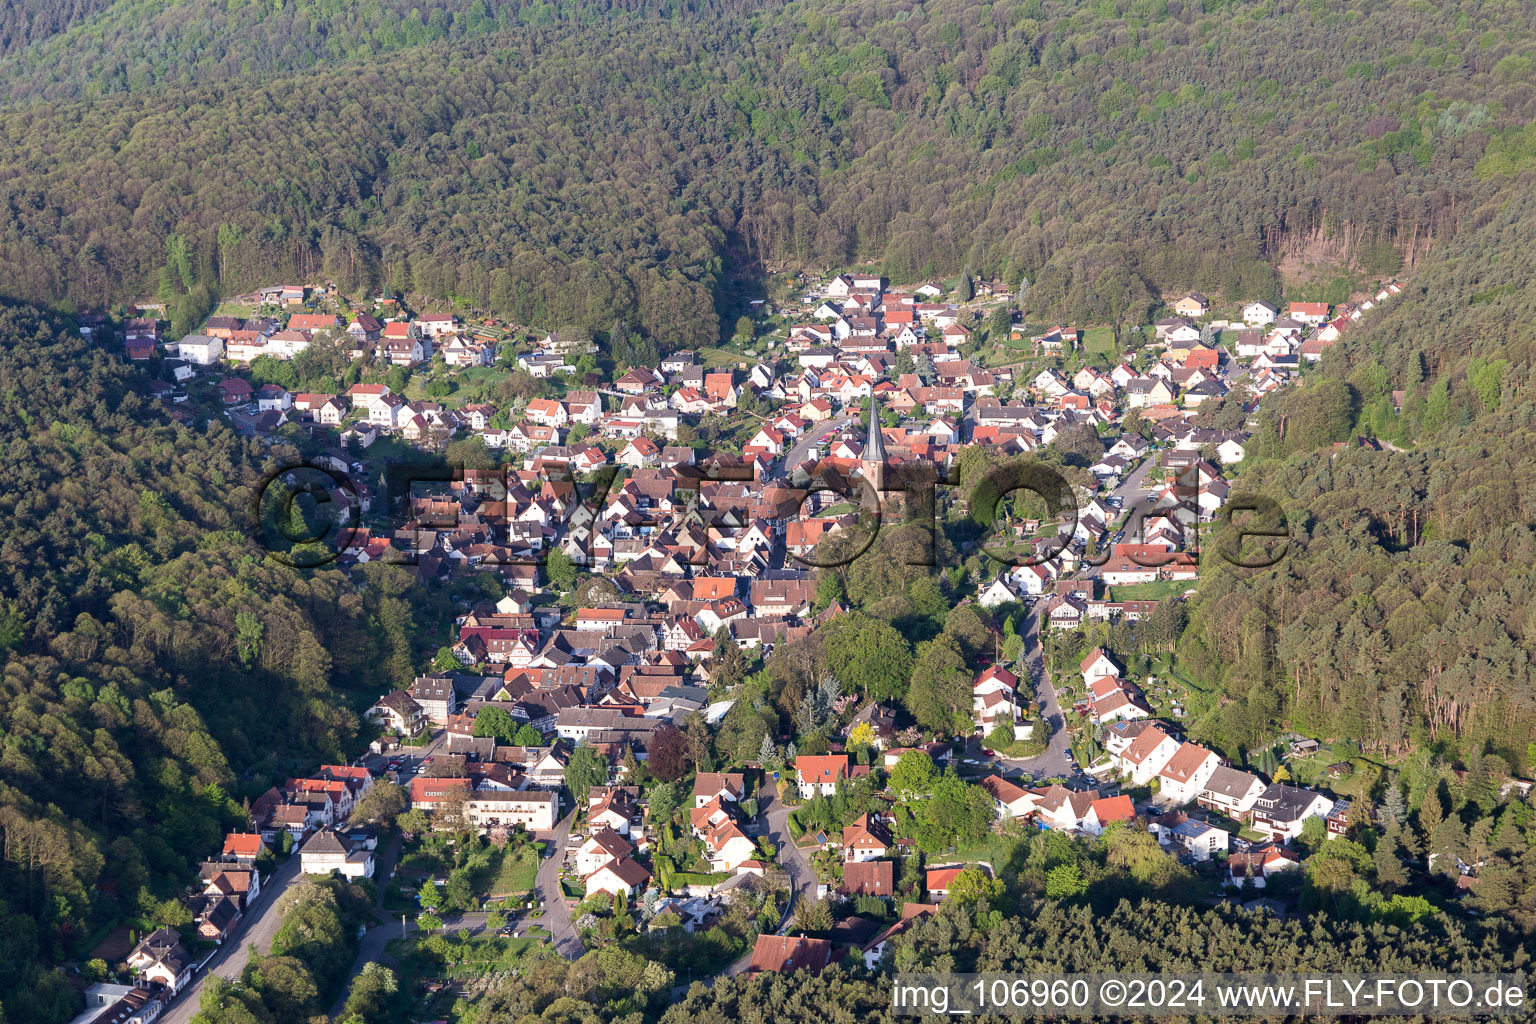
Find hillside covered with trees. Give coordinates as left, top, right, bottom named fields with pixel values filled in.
left=0, top=302, right=457, bottom=1021
left=2, top=0, right=1535, bottom=345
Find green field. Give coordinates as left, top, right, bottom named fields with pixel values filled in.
left=1082, top=327, right=1116, bottom=355
left=475, top=845, right=541, bottom=897
left=1107, top=578, right=1188, bottom=602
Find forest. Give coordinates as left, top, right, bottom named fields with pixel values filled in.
left=0, top=302, right=464, bottom=1022
left=1160, top=185, right=1536, bottom=769
left=1, top=0, right=1533, bottom=343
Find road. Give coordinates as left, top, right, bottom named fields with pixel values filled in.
left=159, top=853, right=305, bottom=1024
left=1079, top=455, right=1158, bottom=582
left=325, top=833, right=402, bottom=1018
left=777, top=415, right=855, bottom=479
left=721, top=784, right=816, bottom=977
left=996, top=606, right=1074, bottom=781
left=533, top=806, right=584, bottom=958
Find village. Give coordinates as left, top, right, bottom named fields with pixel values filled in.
left=75, top=269, right=1425, bottom=1024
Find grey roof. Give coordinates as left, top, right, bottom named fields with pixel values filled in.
left=1254, top=783, right=1326, bottom=820
left=1204, top=765, right=1261, bottom=799
left=864, top=397, right=886, bottom=464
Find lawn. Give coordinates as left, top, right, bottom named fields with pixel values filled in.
left=1082, top=326, right=1116, bottom=355
left=1107, top=579, right=1189, bottom=602
left=945, top=825, right=1031, bottom=869
left=474, top=844, right=540, bottom=898
left=696, top=347, right=746, bottom=369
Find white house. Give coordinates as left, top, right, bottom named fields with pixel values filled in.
left=1080, top=648, right=1122, bottom=687
left=1198, top=766, right=1266, bottom=820
left=978, top=577, right=1020, bottom=608
left=1160, top=817, right=1230, bottom=861
left=1241, top=300, right=1278, bottom=326
left=795, top=754, right=849, bottom=799
left=1250, top=784, right=1334, bottom=843
left=1116, top=726, right=1181, bottom=785
left=584, top=855, right=651, bottom=899
left=1156, top=743, right=1220, bottom=805
left=177, top=333, right=225, bottom=364
left=299, top=827, right=374, bottom=879
left=979, top=775, right=1039, bottom=819
left=575, top=827, right=634, bottom=877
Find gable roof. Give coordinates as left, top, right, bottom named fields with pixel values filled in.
left=748, top=934, right=834, bottom=974
left=1159, top=743, right=1216, bottom=782
left=1090, top=795, right=1136, bottom=825
left=842, top=859, right=894, bottom=896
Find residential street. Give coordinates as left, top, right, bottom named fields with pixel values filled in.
left=158, top=852, right=304, bottom=1024
left=721, top=784, right=816, bottom=977
left=1079, top=455, right=1158, bottom=582
left=533, top=805, right=584, bottom=958
left=324, top=833, right=403, bottom=1018
left=999, top=607, right=1073, bottom=780
left=776, top=414, right=855, bottom=480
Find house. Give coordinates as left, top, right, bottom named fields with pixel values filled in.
left=841, top=812, right=892, bottom=862
left=1228, top=845, right=1301, bottom=887
left=795, top=754, right=849, bottom=798
left=575, top=827, right=634, bottom=876
left=367, top=690, right=426, bottom=737
left=1171, top=292, right=1209, bottom=317
left=1287, top=301, right=1330, bottom=325
left=1242, top=300, right=1278, bottom=325
left=861, top=902, right=939, bottom=967
left=693, top=772, right=747, bottom=807
left=618, top=436, right=661, bottom=468
left=299, top=827, right=375, bottom=879
left=466, top=790, right=558, bottom=831
left=1032, top=785, right=1098, bottom=831
left=979, top=577, right=1021, bottom=611
left=704, top=818, right=759, bottom=871
left=584, top=855, right=651, bottom=899
left=217, top=377, right=254, bottom=405
left=1116, top=726, right=1181, bottom=784
left=257, top=384, right=292, bottom=412
left=1250, top=784, right=1334, bottom=842
left=177, top=334, right=224, bottom=364
left=588, top=787, right=639, bottom=834
left=842, top=859, right=894, bottom=897
left=747, top=934, right=833, bottom=975
left=924, top=866, right=968, bottom=899
left=127, top=927, right=193, bottom=993
left=1198, top=766, right=1266, bottom=820
left=1080, top=647, right=1122, bottom=687
left=74, top=982, right=168, bottom=1024
left=847, top=702, right=898, bottom=749
left=348, top=313, right=382, bottom=342
left=1163, top=817, right=1229, bottom=861
left=1156, top=743, right=1220, bottom=805
left=1082, top=795, right=1136, bottom=834
left=408, top=674, right=458, bottom=723
left=979, top=774, right=1039, bottom=819
left=221, top=833, right=266, bottom=864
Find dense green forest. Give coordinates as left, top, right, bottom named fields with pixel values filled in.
left=1164, top=185, right=1536, bottom=768
left=0, top=302, right=454, bottom=1022
left=2, top=0, right=1534, bottom=342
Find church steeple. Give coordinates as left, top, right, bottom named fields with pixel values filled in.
left=861, top=398, right=886, bottom=491
left=864, top=397, right=886, bottom=464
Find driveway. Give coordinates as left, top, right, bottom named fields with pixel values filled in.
left=996, top=608, right=1074, bottom=780
left=720, top=784, right=816, bottom=977
left=533, top=805, right=584, bottom=958
left=158, top=853, right=304, bottom=1024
